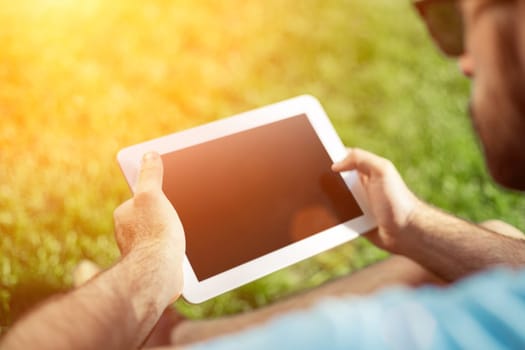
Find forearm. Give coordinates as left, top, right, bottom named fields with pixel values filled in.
left=1, top=247, right=183, bottom=350
left=398, top=203, right=525, bottom=281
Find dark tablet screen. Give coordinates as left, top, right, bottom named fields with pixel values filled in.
left=162, top=114, right=363, bottom=281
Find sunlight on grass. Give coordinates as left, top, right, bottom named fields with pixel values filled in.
left=1, top=0, right=524, bottom=331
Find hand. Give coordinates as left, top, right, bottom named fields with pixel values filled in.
left=113, top=151, right=185, bottom=268
left=332, top=148, right=422, bottom=253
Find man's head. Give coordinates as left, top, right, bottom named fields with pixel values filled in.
left=416, top=0, right=525, bottom=191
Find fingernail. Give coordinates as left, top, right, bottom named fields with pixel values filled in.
left=143, top=151, right=159, bottom=162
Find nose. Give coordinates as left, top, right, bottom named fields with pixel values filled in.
left=458, top=54, right=475, bottom=78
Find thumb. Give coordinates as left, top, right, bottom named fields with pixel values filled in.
left=332, top=148, right=389, bottom=177
left=135, top=152, right=164, bottom=193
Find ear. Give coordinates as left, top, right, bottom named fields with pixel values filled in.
left=458, top=53, right=475, bottom=78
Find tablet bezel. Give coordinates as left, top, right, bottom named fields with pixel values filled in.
left=117, top=95, right=376, bottom=303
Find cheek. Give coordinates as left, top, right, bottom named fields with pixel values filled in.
left=469, top=85, right=497, bottom=158
left=465, top=3, right=525, bottom=189
left=469, top=71, right=494, bottom=140
left=469, top=74, right=525, bottom=190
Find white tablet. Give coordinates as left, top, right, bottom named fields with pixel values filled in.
left=117, top=95, right=376, bottom=303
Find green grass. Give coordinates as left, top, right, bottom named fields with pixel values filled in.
left=1, top=0, right=524, bottom=332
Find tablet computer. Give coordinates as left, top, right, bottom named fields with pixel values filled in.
left=117, top=95, right=376, bottom=303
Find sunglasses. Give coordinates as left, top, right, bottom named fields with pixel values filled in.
left=414, top=0, right=465, bottom=57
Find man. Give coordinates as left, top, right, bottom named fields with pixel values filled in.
left=2, top=0, right=525, bottom=348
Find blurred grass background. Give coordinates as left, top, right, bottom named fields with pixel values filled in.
left=1, top=0, right=525, bottom=333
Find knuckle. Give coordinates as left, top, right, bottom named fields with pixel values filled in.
left=113, top=206, right=123, bottom=223
left=113, top=207, right=120, bottom=220
left=140, top=164, right=156, bottom=176
left=134, top=190, right=157, bottom=206
left=381, top=159, right=396, bottom=174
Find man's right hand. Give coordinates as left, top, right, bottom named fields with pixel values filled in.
left=332, top=148, right=423, bottom=254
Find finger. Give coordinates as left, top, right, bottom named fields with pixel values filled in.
left=136, top=151, right=164, bottom=193
left=331, top=147, right=354, bottom=172
left=359, top=173, right=369, bottom=186
left=332, top=148, right=390, bottom=177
